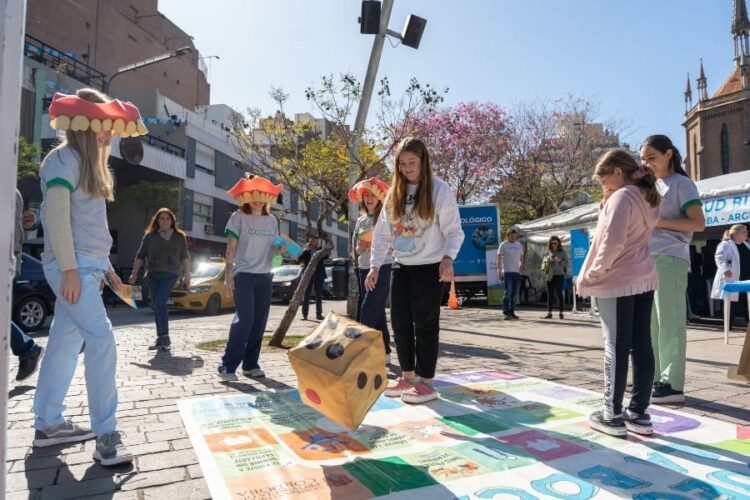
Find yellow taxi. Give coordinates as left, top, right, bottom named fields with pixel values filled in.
left=167, top=258, right=235, bottom=315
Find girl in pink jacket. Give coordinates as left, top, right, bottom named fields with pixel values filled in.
left=577, top=149, right=660, bottom=438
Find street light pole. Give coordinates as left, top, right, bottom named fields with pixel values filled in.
left=346, top=0, right=395, bottom=319
left=104, top=46, right=192, bottom=94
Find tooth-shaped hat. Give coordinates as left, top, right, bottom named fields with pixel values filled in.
left=48, top=92, right=148, bottom=138
left=348, top=177, right=390, bottom=203
left=227, top=174, right=284, bottom=205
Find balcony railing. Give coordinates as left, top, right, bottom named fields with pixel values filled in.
left=144, top=135, right=185, bottom=158
left=24, top=34, right=106, bottom=90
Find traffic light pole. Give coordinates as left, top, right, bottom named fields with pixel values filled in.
left=347, top=0, right=395, bottom=319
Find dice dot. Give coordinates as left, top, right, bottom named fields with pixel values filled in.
left=305, top=336, right=323, bottom=350
left=357, top=372, right=368, bottom=389
left=306, top=389, right=321, bottom=404
left=325, top=343, right=345, bottom=359
left=343, top=327, right=362, bottom=339
left=374, top=375, right=383, bottom=390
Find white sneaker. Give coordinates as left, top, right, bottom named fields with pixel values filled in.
left=218, top=365, right=238, bottom=382
left=242, top=368, right=265, bottom=378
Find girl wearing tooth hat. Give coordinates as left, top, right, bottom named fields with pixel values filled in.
left=349, top=177, right=393, bottom=364
left=32, top=88, right=147, bottom=465
left=217, top=174, right=284, bottom=382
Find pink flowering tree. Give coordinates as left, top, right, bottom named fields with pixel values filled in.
left=403, top=102, right=511, bottom=205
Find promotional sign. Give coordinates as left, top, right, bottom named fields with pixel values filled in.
left=703, top=194, right=750, bottom=226
left=454, top=204, right=500, bottom=280
left=179, top=370, right=750, bottom=500
left=485, top=243, right=503, bottom=306
left=570, top=228, right=590, bottom=279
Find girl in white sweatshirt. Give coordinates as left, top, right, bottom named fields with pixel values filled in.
left=366, top=137, right=464, bottom=404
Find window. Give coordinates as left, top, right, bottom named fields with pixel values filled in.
left=195, top=164, right=214, bottom=175
left=721, top=123, right=730, bottom=175
left=193, top=193, right=213, bottom=223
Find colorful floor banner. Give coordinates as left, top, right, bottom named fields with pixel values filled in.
left=178, top=371, right=750, bottom=499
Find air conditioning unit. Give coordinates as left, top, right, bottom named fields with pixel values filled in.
left=204, top=223, right=214, bottom=235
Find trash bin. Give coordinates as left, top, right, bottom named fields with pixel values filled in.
left=331, top=258, right=348, bottom=299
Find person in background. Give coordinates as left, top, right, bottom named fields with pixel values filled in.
left=299, top=235, right=327, bottom=321
left=497, top=229, right=524, bottom=320
left=350, top=177, right=393, bottom=364
left=542, top=235, right=569, bottom=320
left=218, top=175, right=283, bottom=381
left=129, top=208, right=190, bottom=351
left=641, top=134, right=705, bottom=404
left=11, top=189, right=44, bottom=381
left=577, top=148, right=660, bottom=437
left=711, top=224, right=750, bottom=329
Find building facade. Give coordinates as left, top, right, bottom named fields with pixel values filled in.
left=684, top=0, right=750, bottom=180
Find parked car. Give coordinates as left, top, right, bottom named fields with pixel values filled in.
left=168, top=259, right=234, bottom=315
left=13, top=253, right=56, bottom=332
left=272, top=264, right=332, bottom=302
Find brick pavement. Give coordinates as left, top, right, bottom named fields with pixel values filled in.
left=5, top=301, right=750, bottom=498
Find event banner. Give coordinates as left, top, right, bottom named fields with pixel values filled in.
left=179, top=371, right=750, bottom=499
left=453, top=204, right=500, bottom=280
left=485, top=244, right=503, bottom=306
left=703, top=194, right=750, bottom=226
left=569, top=229, right=590, bottom=280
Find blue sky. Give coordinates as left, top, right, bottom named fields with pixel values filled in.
left=160, top=0, right=731, bottom=153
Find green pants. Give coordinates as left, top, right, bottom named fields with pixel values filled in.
left=651, top=254, right=688, bottom=391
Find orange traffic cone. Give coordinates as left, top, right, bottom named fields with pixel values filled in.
left=448, top=281, right=460, bottom=310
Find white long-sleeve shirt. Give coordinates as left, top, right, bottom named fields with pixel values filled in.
left=370, top=176, right=464, bottom=268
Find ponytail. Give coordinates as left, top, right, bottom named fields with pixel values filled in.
left=642, top=135, right=688, bottom=177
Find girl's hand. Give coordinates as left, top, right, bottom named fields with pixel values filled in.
left=224, top=275, right=234, bottom=296
left=60, top=269, right=81, bottom=304
left=439, top=257, right=454, bottom=282
left=128, top=272, right=137, bottom=285
left=365, top=268, right=379, bottom=292
left=183, top=273, right=191, bottom=289
left=107, top=270, right=122, bottom=292
left=725, top=271, right=732, bottom=278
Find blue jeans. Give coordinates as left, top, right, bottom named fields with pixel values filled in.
left=149, top=272, right=178, bottom=336
left=359, top=265, right=392, bottom=354
left=34, top=257, right=118, bottom=435
left=222, top=272, right=273, bottom=373
left=10, top=321, right=38, bottom=359
left=503, top=272, right=521, bottom=315
left=302, top=276, right=324, bottom=318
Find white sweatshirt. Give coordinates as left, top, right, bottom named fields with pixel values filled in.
left=370, top=176, right=464, bottom=268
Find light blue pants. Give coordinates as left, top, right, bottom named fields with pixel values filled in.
left=33, top=259, right=118, bottom=435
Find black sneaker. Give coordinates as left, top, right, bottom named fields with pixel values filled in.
left=510, top=313, right=520, bottom=320
left=148, top=336, right=171, bottom=351
left=315, top=314, right=325, bottom=320
left=589, top=410, right=627, bottom=437
left=624, top=409, right=653, bottom=435
left=16, top=346, right=44, bottom=381
left=93, top=431, right=133, bottom=466
left=651, top=382, right=685, bottom=403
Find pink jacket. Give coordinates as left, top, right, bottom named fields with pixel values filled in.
left=577, top=185, right=659, bottom=299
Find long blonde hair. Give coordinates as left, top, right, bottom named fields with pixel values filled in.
left=57, top=88, right=115, bottom=201
left=724, top=224, right=748, bottom=241
left=385, top=137, right=434, bottom=222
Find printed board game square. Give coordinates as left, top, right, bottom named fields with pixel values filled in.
left=343, top=456, right=439, bottom=496
left=497, top=429, right=590, bottom=461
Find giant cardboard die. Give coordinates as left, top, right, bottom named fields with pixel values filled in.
left=288, top=312, right=386, bottom=430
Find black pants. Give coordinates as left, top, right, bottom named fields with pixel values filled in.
left=596, top=291, right=655, bottom=417
left=547, top=275, right=565, bottom=313
left=391, top=262, right=442, bottom=379
left=302, top=276, right=323, bottom=318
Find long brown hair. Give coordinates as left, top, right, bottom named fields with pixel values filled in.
left=385, top=137, right=434, bottom=222
left=642, top=135, right=687, bottom=177
left=55, top=88, right=115, bottom=201
left=145, top=207, right=186, bottom=236
left=547, top=235, right=562, bottom=251
left=241, top=202, right=271, bottom=216
left=594, top=149, right=661, bottom=207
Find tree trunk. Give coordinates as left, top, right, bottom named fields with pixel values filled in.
left=346, top=268, right=360, bottom=319
left=267, top=240, right=332, bottom=347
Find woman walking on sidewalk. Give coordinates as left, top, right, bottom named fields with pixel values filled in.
left=217, top=175, right=283, bottom=382
left=367, top=138, right=464, bottom=404
left=350, top=177, right=393, bottom=364
left=642, top=135, right=705, bottom=404
left=542, top=235, right=569, bottom=319
left=577, top=149, right=660, bottom=437
left=32, top=89, right=147, bottom=465
left=129, top=208, right=190, bottom=351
